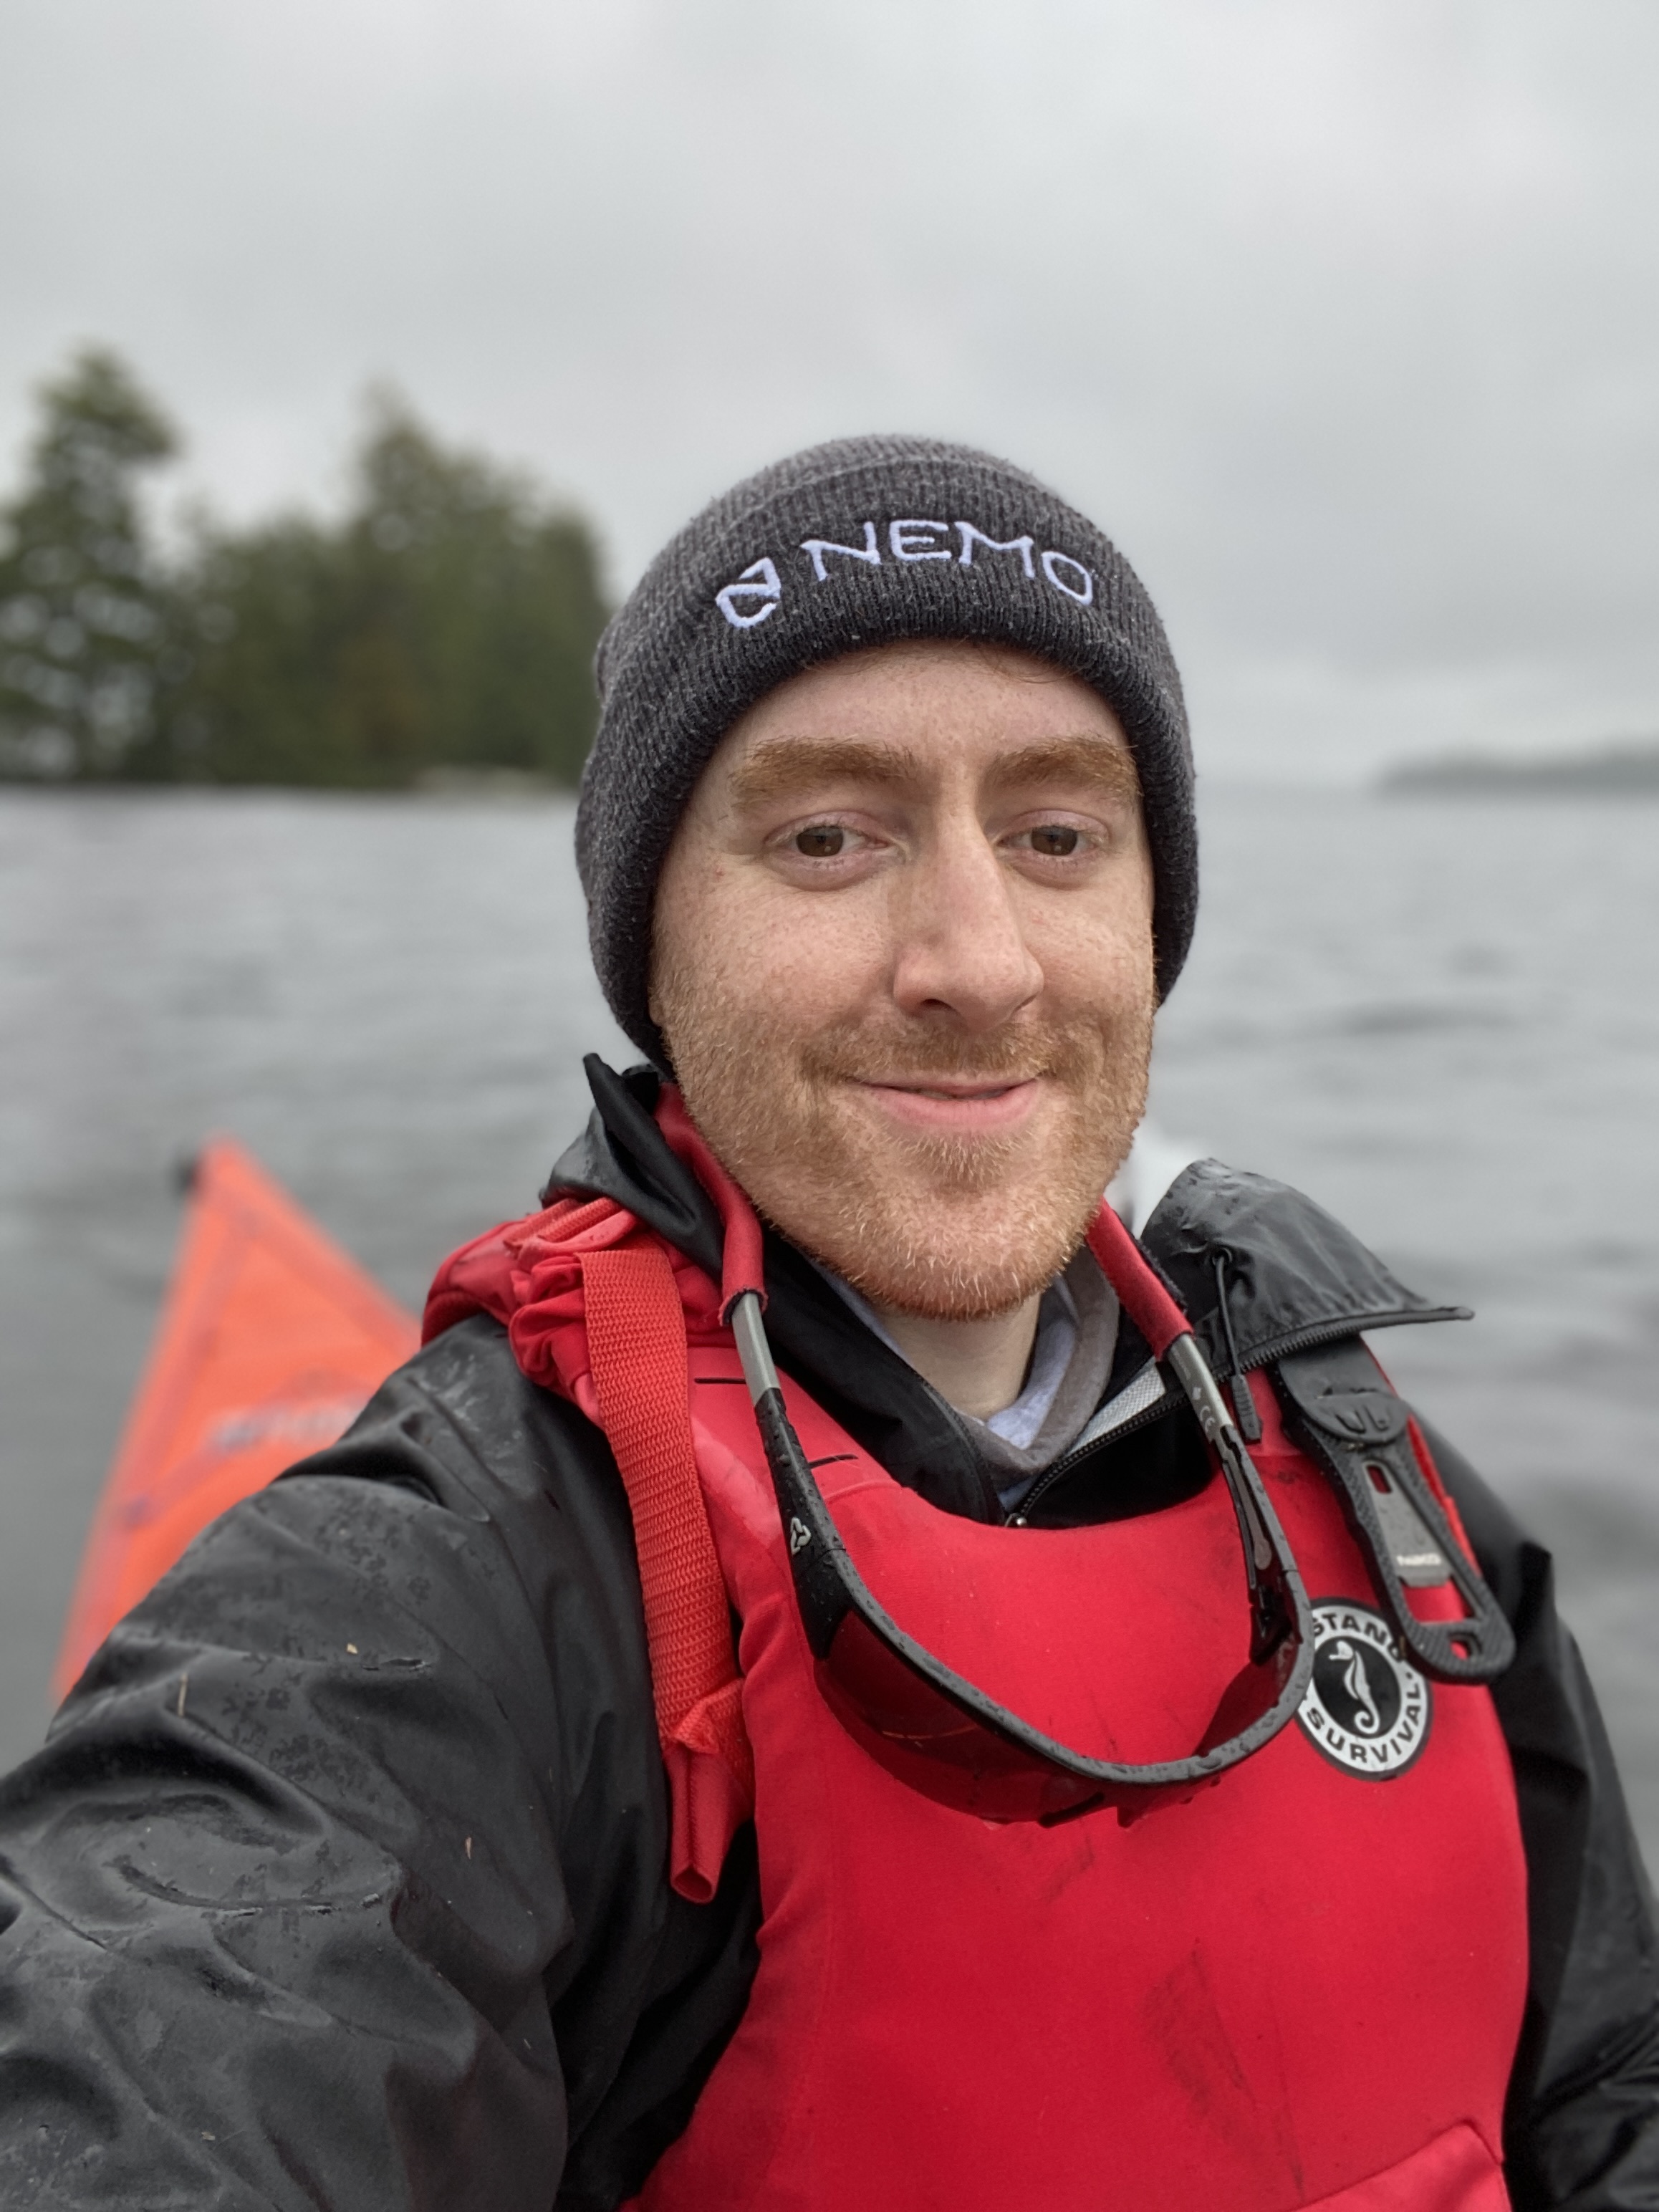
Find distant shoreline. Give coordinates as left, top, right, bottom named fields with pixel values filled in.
left=0, top=766, right=573, bottom=803
left=1383, top=742, right=1659, bottom=797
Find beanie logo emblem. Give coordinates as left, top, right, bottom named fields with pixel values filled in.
left=1040, top=549, right=1094, bottom=605
left=714, top=557, right=783, bottom=629
left=801, top=522, right=881, bottom=582
left=714, top=518, right=1095, bottom=630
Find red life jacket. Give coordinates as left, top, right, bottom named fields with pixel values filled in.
left=426, top=1131, right=1529, bottom=2212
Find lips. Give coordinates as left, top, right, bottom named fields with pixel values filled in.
left=880, top=1079, right=1028, bottom=1099
left=852, top=1074, right=1045, bottom=1135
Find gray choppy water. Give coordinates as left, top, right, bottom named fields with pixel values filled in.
left=4, top=784, right=1658, bottom=1855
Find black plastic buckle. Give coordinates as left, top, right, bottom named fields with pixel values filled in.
left=1271, top=1339, right=1514, bottom=1685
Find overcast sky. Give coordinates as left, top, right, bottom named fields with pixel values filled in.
left=3, top=0, right=1656, bottom=779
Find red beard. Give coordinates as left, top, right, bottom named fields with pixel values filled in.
left=656, top=958, right=1155, bottom=1321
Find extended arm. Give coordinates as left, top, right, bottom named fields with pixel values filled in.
left=0, top=1319, right=706, bottom=2210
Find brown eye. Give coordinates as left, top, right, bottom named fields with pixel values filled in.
left=794, top=824, right=846, bottom=857
left=1029, top=824, right=1081, bottom=857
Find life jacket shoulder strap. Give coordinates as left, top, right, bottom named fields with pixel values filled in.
left=582, top=1242, right=754, bottom=1903
left=1270, top=1339, right=1514, bottom=1683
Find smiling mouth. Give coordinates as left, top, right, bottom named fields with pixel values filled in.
left=850, top=1074, right=1046, bottom=1130
left=876, top=1079, right=1032, bottom=1100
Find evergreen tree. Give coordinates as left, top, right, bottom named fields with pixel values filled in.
left=0, top=349, right=177, bottom=779
left=176, top=394, right=610, bottom=787
left=0, top=354, right=610, bottom=787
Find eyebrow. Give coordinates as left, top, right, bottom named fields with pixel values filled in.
left=981, top=736, right=1141, bottom=807
left=726, top=739, right=926, bottom=809
left=726, top=732, right=1141, bottom=811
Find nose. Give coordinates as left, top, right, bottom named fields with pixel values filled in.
left=888, top=819, right=1043, bottom=1032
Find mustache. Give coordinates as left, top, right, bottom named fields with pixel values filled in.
left=797, top=1020, right=1104, bottom=1087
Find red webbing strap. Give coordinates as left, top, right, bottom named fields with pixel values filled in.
left=582, top=1243, right=754, bottom=1902
left=655, top=1084, right=766, bottom=1319
left=1085, top=1200, right=1189, bottom=1357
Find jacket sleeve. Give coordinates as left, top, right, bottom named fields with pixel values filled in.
left=0, top=1317, right=703, bottom=2211
left=1421, top=1417, right=1659, bottom=2210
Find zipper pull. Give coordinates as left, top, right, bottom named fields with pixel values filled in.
left=1213, top=1250, right=1264, bottom=1443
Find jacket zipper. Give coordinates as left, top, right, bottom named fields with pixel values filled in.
left=1004, top=1386, right=1173, bottom=1525
left=925, top=1383, right=1008, bottom=1524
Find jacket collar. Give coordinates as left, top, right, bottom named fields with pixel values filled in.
left=545, top=1057, right=1466, bottom=1524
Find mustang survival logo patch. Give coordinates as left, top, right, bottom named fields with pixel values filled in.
left=1296, top=1600, right=1431, bottom=1779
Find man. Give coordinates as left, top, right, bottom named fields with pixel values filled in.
left=1, top=436, right=1655, bottom=2208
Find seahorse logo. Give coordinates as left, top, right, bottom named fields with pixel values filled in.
left=1329, top=1639, right=1382, bottom=1734
left=1297, top=1601, right=1431, bottom=1779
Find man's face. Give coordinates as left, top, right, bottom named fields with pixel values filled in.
left=650, top=640, right=1157, bottom=1321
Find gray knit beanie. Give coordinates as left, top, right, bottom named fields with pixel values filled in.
left=577, top=435, right=1196, bottom=1067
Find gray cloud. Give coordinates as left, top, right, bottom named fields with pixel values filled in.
left=2, top=0, right=1655, bottom=776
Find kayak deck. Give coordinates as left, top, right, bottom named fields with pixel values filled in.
left=55, top=1139, right=418, bottom=1696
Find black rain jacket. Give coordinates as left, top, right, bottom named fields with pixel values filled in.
left=1, top=1062, right=1656, bottom=2210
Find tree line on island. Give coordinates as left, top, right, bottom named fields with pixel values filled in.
left=0, top=348, right=610, bottom=787
left=1382, top=743, right=1659, bottom=796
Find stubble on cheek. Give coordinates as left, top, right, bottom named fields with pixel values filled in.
left=653, top=939, right=1157, bottom=1322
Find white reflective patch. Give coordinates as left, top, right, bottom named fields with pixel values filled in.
left=1071, top=1362, right=1168, bottom=1452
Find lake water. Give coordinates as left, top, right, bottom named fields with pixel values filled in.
left=4, top=783, right=1658, bottom=1855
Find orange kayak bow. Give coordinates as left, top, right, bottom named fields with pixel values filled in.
left=54, top=1139, right=418, bottom=1698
